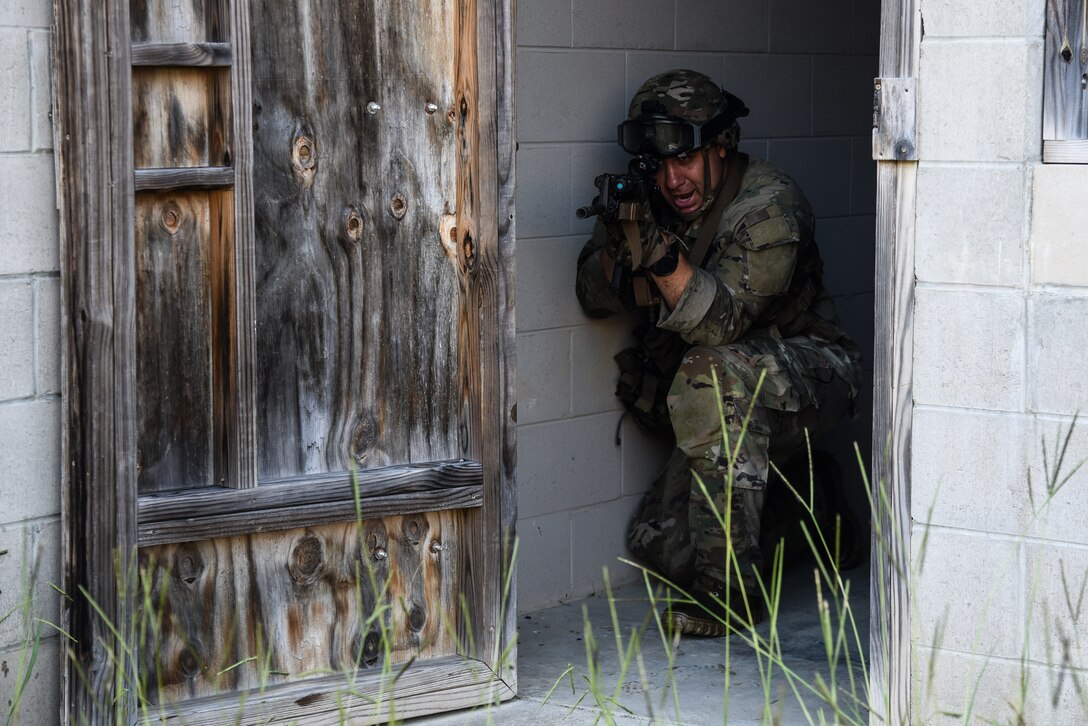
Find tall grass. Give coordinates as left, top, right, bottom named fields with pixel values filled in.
left=4, top=404, right=1087, bottom=724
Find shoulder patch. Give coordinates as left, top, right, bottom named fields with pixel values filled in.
left=737, top=204, right=800, bottom=250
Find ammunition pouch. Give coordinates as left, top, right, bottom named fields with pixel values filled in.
left=614, top=322, right=689, bottom=436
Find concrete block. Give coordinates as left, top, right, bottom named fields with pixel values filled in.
left=0, top=400, right=60, bottom=524
left=1024, top=543, right=1088, bottom=667
left=570, top=319, right=630, bottom=417
left=853, top=0, right=881, bottom=56
left=516, top=50, right=626, bottom=142
left=918, top=0, right=1042, bottom=37
left=517, top=329, right=571, bottom=425
left=1028, top=416, right=1088, bottom=545
left=721, top=54, right=813, bottom=139
left=834, top=292, right=874, bottom=370
left=850, top=137, right=877, bottom=216
left=738, top=138, right=768, bottom=159
left=34, top=276, right=59, bottom=395
left=1030, top=164, right=1088, bottom=287
left=0, top=0, right=52, bottom=28
left=911, top=407, right=1032, bottom=536
left=1023, top=660, right=1088, bottom=723
left=515, top=511, right=572, bottom=612
left=913, top=288, right=1024, bottom=411
left=624, top=54, right=722, bottom=112
left=770, top=0, right=852, bottom=54
left=0, top=637, right=60, bottom=722
left=517, top=0, right=571, bottom=47
left=620, top=416, right=672, bottom=496
left=912, top=648, right=1027, bottom=725
left=814, top=56, right=878, bottom=138
left=571, top=495, right=646, bottom=595
left=766, top=138, right=852, bottom=217
left=0, top=281, right=34, bottom=400
left=915, top=163, right=1026, bottom=287
left=0, top=518, right=61, bottom=651
left=918, top=40, right=1042, bottom=162
left=516, top=144, right=573, bottom=239
left=818, top=216, right=876, bottom=298
left=0, top=154, right=58, bottom=275
left=515, top=235, right=589, bottom=331
left=676, top=0, right=768, bottom=53
left=517, top=413, right=623, bottom=519
left=911, top=528, right=1021, bottom=658
left=572, top=0, right=674, bottom=50
left=29, top=29, right=51, bottom=152
left=1030, top=295, right=1088, bottom=417
left=0, top=29, right=31, bottom=153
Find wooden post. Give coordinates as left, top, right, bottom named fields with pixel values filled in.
left=871, top=0, right=918, bottom=724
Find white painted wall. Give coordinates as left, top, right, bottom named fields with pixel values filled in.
left=910, top=1, right=1088, bottom=721
left=514, top=0, right=879, bottom=611
left=0, top=0, right=62, bottom=717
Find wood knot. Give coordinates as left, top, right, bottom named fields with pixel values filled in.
left=178, top=644, right=202, bottom=679
left=361, top=630, right=381, bottom=666
left=172, top=544, right=204, bottom=586
left=343, top=206, right=365, bottom=243
left=407, top=603, right=427, bottom=632
left=462, top=231, right=476, bottom=263
left=289, top=534, right=325, bottom=584
left=389, top=192, right=408, bottom=220
left=292, top=131, right=318, bottom=187
left=402, top=517, right=428, bottom=546
left=350, top=414, right=377, bottom=464
left=439, top=214, right=458, bottom=260
left=160, top=202, right=182, bottom=235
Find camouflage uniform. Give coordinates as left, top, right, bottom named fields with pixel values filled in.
left=576, top=156, right=861, bottom=593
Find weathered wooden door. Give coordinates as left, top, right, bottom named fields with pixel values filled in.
left=56, top=0, right=515, bottom=722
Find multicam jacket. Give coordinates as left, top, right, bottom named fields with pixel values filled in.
left=576, top=155, right=850, bottom=349
left=576, top=155, right=857, bottom=418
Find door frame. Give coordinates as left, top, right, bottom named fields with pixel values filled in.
left=53, top=0, right=516, bottom=721
left=870, top=0, right=919, bottom=722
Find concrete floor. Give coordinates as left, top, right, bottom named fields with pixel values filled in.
left=413, top=560, right=870, bottom=725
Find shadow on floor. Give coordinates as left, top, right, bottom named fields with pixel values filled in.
left=414, top=559, right=871, bottom=725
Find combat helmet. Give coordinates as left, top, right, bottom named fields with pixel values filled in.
left=618, top=69, right=749, bottom=157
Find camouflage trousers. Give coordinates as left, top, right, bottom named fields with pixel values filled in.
left=627, top=333, right=859, bottom=592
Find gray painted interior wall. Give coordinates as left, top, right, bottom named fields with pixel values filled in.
left=514, top=0, right=880, bottom=611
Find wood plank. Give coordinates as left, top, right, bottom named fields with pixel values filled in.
left=454, top=0, right=518, bottom=688
left=1044, top=0, right=1088, bottom=143
left=134, top=166, right=234, bottom=191
left=135, top=191, right=216, bottom=492
left=871, top=0, right=918, bottom=724
left=139, top=459, right=483, bottom=521
left=131, top=42, right=233, bottom=67
left=227, top=0, right=258, bottom=490
left=138, top=513, right=462, bottom=704
left=152, top=656, right=513, bottom=724
left=250, top=0, right=462, bottom=480
left=138, top=485, right=483, bottom=545
left=131, top=0, right=225, bottom=44
left=872, top=77, right=917, bottom=161
left=1043, top=138, right=1088, bottom=163
left=55, top=0, right=139, bottom=721
left=132, top=67, right=232, bottom=168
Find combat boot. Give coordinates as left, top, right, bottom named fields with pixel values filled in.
left=664, top=577, right=764, bottom=637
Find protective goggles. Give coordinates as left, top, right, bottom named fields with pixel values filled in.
left=617, top=114, right=704, bottom=158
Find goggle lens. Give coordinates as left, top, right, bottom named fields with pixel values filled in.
left=618, top=117, right=698, bottom=157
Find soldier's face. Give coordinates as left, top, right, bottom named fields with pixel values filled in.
left=655, top=146, right=728, bottom=220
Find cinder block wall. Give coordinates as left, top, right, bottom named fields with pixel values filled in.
left=0, top=0, right=62, bottom=716
left=910, top=0, right=1088, bottom=721
left=514, top=0, right=879, bottom=611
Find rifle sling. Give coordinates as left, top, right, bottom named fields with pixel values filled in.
left=687, top=151, right=749, bottom=269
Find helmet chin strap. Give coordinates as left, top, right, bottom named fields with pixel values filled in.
left=694, top=146, right=723, bottom=216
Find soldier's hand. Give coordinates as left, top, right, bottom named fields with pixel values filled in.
left=602, top=220, right=634, bottom=270
left=634, top=202, right=678, bottom=270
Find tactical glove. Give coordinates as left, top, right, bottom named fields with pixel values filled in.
left=621, top=201, right=680, bottom=271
